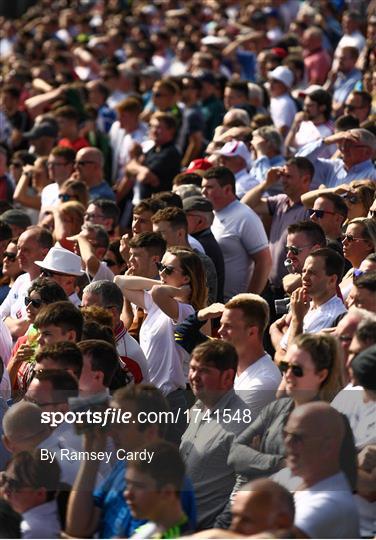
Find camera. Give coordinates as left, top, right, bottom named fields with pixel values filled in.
left=275, top=297, right=290, bottom=315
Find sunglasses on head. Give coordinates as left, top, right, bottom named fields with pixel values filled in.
left=3, top=251, right=17, bottom=262
left=0, top=472, right=28, bottom=492
left=279, top=361, right=304, bottom=377
left=25, top=296, right=43, bottom=308
left=155, top=261, right=175, bottom=275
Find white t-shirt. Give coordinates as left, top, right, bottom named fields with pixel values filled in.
left=21, top=500, right=61, bottom=539
left=91, top=261, right=115, bottom=283
left=270, top=94, right=297, bottom=131
left=139, top=291, right=194, bottom=396
left=234, top=353, right=282, bottom=418
left=294, top=121, right=335, bottom=158
left=211, top=200, right=268, bottom=301
left=0, top=272, right=31, bottom=320
left=41, top=183, right=60, bottom=209
left=274, top=469, right=360, bottom=538
left=332, top=386, right=376, bottom=537
left=280, top=295, right=347, bottom=350
left=116, top=326, right=150, bottom=384
left=109, top=121, right=148, bottom=183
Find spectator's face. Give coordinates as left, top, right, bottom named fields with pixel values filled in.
left=129, top=247, right=158, bottom=278
left=280, top=164, right=303, bottom=199
left=352, top=285, right=376, bottom=313
left=47, top=155, right=73, bottom=183
left=310, top=197, right=343, bottom=237
left=285, top=232, right=314, bottom=273
left=85, top=203, right=112, bottom=231
left=2, top=241, right=21, bottom=278
left=24, top=379, right=60, bottom=412
left=342, top=223, right=372, bottom=264
left=74, top=151, right=99, bottom=182
left=152, top=84, right=175, bottom=111
left=201, top=177, right=229, bottom=211
left=37, top=325, right=74, bottom=348
left=79, top=353, right=103, bottom=394
left=347, top=334, right=366, bottom=370
left=152, top=220, right=180, bottom=247
left=1, top=464, right=39, bottom=514
left=302, top=255, right=335, bottom=298
left=132, top=212, right=153, bottom=234
left=109, top=399, right=145, bottom=450
left=280, top=344, right=328, bottom=402
left=334, top=313, right=359, bottom=363
left=338, top=51, right=356, bottom=74
left=344, top=94, right=369, bottom=123
left=149, top=118, right=175, bottom=146
left=268, top=79, right=287, bottom=98
left=124, top=468, right=159, bottom=521
left=219, top=308, right=255, bottom=350
left=283, top=410, right=324, bottom=477
left=118, top=109, right=139, bottom=131
left=25, top=290, right=44, bottom=323
left=303, top=97, right=321, bottom=120
left=156, top=252, right=189, bottom=288
left=231, top=490, right=279, bottom=536
left=17, top=230, right=48, bottom=273
left=81, top=291, right=101, bottom=309
left=189, top=356, right=231, bottom=403
left=224, top=87, right=244, bottom=110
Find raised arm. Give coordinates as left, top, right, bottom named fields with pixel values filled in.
left=241, top=167, right=282, bottom=215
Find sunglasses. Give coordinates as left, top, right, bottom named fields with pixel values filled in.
left=342, top=193, right=359, bottom=204
left=41, top=268, right=67, bottom=278
left=309, top=209, right=336, bottom=219
left=103, top=259, right=116, bottom=267
left=58, top=193, right=77, bottom=202
left=84, top=212, right=105, bottom=221
left=369, top=210, right=376, bottom=219
left=0, top=472, right=28, bottom=492
left=10, top=161, right=23, bottom=168
left=23, top=395, right=64, bottom=408
left=285, top=244, right=311, bottom=256
left=156, top=262, right=177, bottom=275
left=342, top=234, right=365, bottom=243
left=279, top=361, right=304, bottom=377
left=3, top=251, right=17, bottom=262
left=25, top=296, right=43, bottom=308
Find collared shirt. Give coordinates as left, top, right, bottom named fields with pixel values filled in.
left=249, top=154, right=285, bottom=196
left=267, top=195, right=310, bottom=287
left=234, top=353, right=282, bottom=418
left=333, top=68, right=362, bottom=106
left=180, top=389, right=249, bottom=529
left=297, top=138, right=376, bottom=188
left=234, top=168, right=259, bottom=199
left=280, top=294, right=347, bottom=350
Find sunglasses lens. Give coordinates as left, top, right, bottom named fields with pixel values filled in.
left=292, top=366, right=304, bottom=377
left=279, top=361, right=288, bottom=373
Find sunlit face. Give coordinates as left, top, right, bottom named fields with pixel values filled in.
left=352, top=285, right=376, bottom=313
left=157, top=252, right=189, bottom=288
left=25, top=290, right=44, bottom=323
left=2, top=241, right=21, bottom=278
left=281, top=344, right=328, bottom=402
left=285, top=232, right=314, bottom=273
left=303, top=97, right=320, bottom=120
left=231, top=490, right=279, bottom=536
left=201, top=177, right=229, bottom=211
left=128, top=247, right=157, bottom=278
left=37, top=325, right=72, bottom=348
left=152, top=220, right=181, bottom=248
left=218, top=308, right=253, bottom=350
left=342, top=223, right=372, bottom=264
left=132, top=212, right=153, bottom=235
left=189, top=356, right=230, bottom=403
left=2, top=463, right=38, bottom=514
left=17, top=231, right=48, bottom=273
left=302, top=255, right=334, bottom=298
left=310, top=197, right=343, bottom=237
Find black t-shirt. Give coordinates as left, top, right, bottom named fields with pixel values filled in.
left=193, top=227, right=225, bottom=303
left=140, top=142, right=181, bottom=199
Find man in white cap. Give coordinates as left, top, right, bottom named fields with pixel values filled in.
left=35, top=246, right=85, bottom=306
left=267, top=66, right=297, bottom=139
left=215, top=140, right=258, bottom=199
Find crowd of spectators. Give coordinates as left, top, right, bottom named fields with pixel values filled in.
left=0, top=0, right=375, bottom=538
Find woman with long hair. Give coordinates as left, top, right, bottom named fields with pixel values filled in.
left=115, top=246, right=207, bottom=442
left=340, top=217, right=376, bottom=299
left=228, top=333, right=345, bottom=482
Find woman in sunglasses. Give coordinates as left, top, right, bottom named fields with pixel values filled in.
left=228, top=333, right=344, bottom=482
left=7, top=278, right=67, bottom=399
left=340, top=180, right=376, bottom=222
left=0, top=239, right=23, bottom=305
left=340, top=217, right=376, bottom=299
left=115, top=247, right=207, bottom=440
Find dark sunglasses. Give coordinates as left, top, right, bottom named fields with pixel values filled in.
left=279, top=361, right=304, bottom=377
left=155, top=261, right=175, bottom=275
left=342, top=193, right=359, bottom=204
left=103, top=259, right=117, bottom=268
left=58, top=193, right=77, bottom=202
left=25, top=296, right=43, bottom=308
left=0, top=472, right=28, bottom=492
left=309, top=209, right=336, bottom=219
left=285, top=244, right=311, bottom=256
left=41, top=269, right=65, bottom=278
left=3, top=251, right=17, bottom=262
left=342, top=234, right=364, bottom=243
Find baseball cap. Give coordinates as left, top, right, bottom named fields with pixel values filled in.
left=267, top=66, right=294, bottom=89
left=215, top=140, right=251, bottom=165
left=351, top=344, right=376, bottom=391
left=24, top=122, right=58, bottom=140
left=183, top=196, right=213, bottom=213
left=185, top=159, right=213, bottom=174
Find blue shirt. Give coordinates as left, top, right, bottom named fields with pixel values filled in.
left=93, top=461, right=197, bottom=538
left=89, top=180, right=116, bottom=201
left=249, top=154, right=286, bottom=196
left=296, top=139, right=376, bottom=188
left=333, top=68, right=362, bottom=105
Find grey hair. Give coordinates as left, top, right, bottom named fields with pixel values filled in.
left=247, top=83, right=263, bottom=105
left=254, top=125, right=282, bottom=152
left=174, top=184, right=202, bottom=200
left=83, top=280, right=124, bottom=314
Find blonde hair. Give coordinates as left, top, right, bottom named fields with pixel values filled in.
left=293, top=333, right=345, bottom=402
left=167, top=246, right=207, bottom=310
left=225, top=293, right=270, bottom=334
left=57, top=201, right=85, bottom=230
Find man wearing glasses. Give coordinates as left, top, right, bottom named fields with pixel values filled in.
left=74, top=147, right=115, bottom=202
left=41, top=146, right=75, bottom=209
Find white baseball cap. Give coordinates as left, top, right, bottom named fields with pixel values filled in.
left=267, top=66, right=294, bottom=89
left=35, top=246, right=85, bottom=276
left=215, top=140, right=251, bottom=165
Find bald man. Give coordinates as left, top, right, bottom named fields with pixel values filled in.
left=274, top=402, right=359, bottom=538
left=74, top=147, right=115, bottom=201
left=230, top=479, right=294, bottom=536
